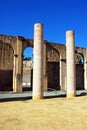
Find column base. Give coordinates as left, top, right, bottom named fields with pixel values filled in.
left=33, top=95, right=43, bottom=100
left=17, top=87, right=22, bottom=92
left=84, top=85, right=87, bottom=90
left=67, top=91, right=76, bottom=98
left=13, top=87, right=22, bottom=93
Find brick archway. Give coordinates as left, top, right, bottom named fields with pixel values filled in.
left=75, top=53, right=84, bottom=90
left=22, top=47, right=33, bottom=91
left=46, top=43, right=60, bottom=90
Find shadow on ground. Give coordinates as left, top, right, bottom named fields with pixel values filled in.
left=0, top=91, right=87, bottom=102
left=78, top=92, right=87, bottom=96
left=0, top=96, right=32, bottom=102
left=0, top=95, right=66, bottom=102
left=45, top=94, right=66, bottom=99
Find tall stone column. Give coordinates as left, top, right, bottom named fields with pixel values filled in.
left=13, top=38, right=22, bottom=92
left=16, top=38, right=22, bottom=92
left=66, top=30, right=76, bottom=97
left=33, top=23, right=44, bottom=100
left=13, top=53, right=17, bottom=92
left=60, top=55, right=66, bottom=91
left=43, top=41, right=47, bottom=91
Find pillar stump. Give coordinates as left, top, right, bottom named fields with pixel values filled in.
left=33, top=23, right=44, bottom=100
left=66, top=30, right=76, bottom=98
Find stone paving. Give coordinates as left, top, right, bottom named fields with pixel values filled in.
left=0, top=90, right=87, bottom=102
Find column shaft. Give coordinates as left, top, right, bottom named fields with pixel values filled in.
left=60, top=55, right=66, bottom=91
left=33, top=23, right=44, bottom=99
left=43, top=42, right=47, bottom=91
left=13, top=54, right=16, bottom=92
left=13, top=38, right=22, bottom=92
left=66, top=30, right=76, bottom=97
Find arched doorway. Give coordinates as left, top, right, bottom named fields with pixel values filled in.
left=75, top=53, right=84, bottom=90
left=22, top=47, right=33, bottom=91
left=47, top=61, right=60, bottom=90
left=46, top=46, right=60, bottom=91
left=0, top=43, right=14, bottom=91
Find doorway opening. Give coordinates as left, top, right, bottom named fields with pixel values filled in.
left=47, top=61, right=60, bottom=91
left=76, top=54, right=84, bottom=90
left=22, top=47, right=33, bottom=91
left=0, top=43, right=13, bottom=91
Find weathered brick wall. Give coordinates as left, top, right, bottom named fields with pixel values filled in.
left=0, top=34, right=86, bottom=92
left=46, top=42, right=85, bottom=90
left=0, top=43, right=13, bottom=91
left=46, top=42, right=66, bottom=90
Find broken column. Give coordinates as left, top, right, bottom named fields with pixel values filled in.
left=33, top=23, right=44, bottom=100
left=66, top=30, right=76, bottom=97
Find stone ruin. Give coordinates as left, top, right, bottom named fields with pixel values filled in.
left=0, top=23, right=87, bottom=99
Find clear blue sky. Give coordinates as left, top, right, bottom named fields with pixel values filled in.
left=0, top=0, right=87, bottom=57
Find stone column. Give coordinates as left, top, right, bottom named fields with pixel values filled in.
left=16, top=38, right=22, bottom=92
left=33, top=23, right=44, bottom=100
left=13, top=38, right=22, bottom=92
left=13, top=52, right=17, bottom=92
left=43, top=41, right=47, bottom=91
left=60, top=55, right=66, bottom=91
left=66, top=30, right=76, bottom=97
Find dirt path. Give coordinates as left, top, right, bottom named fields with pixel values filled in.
left=0, top=96, right=87, bottom=130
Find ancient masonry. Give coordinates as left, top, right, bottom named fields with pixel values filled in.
left=0, top=23, right=87, bottom=99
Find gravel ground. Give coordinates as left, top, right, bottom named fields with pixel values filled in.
left=0, top=93, right=87, bottom=130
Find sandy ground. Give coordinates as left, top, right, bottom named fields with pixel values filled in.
left=0, top=96, right=87, bottom=130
